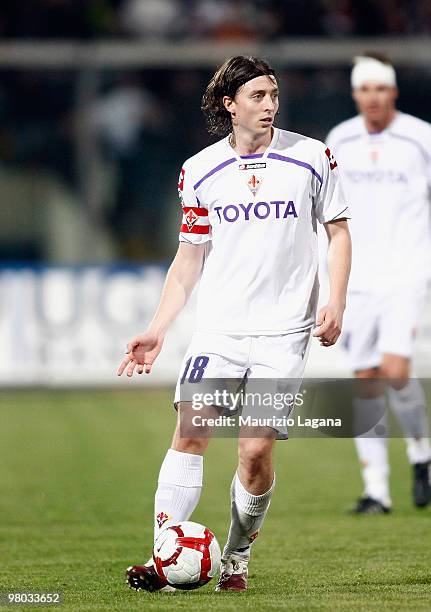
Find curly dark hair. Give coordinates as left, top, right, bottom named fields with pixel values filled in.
left=201, top=56, right=276, bottom=137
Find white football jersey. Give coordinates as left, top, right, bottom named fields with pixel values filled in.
left=179, top=127, right=349, bottom=334
left=327, top=112, right=431, bottom=293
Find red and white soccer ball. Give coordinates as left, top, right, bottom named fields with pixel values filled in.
left=153, top=521, right=221, bottom=590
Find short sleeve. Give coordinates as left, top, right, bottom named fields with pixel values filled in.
left=178, top=162, right=212, bottom=244
left=313, top=143, right=351, bottom=224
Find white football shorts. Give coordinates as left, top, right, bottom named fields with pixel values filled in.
left=340, top=289, right=427, bottom=372
left=173, top=329, right=312, bottom=439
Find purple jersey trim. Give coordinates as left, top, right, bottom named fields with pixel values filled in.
left=193, top=157, right=236, bottom=190
left=389, top=132, right=430, bottom=164
left=240, top=153, right=264, bottom=159
left=334, top=134, right=362, bottom=148
left=268, top=152, right=323, bottom=184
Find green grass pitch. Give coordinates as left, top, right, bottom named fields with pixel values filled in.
left=1, top=389, right=430, bottom=611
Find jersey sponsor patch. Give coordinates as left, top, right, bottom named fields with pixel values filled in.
left=239, top=162, right=267, bottom=170
left=214, top=200, right=298, bottom=223
left=325, top=147, right=338, bottom=170
left=345, top=169, right=407, bottom=184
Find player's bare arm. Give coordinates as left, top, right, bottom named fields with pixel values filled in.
left=314, top=219, right=351, bottom=347
left=117, top=242, right=205, bottom=377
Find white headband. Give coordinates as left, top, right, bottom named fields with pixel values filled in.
left=351, top=56, right=396, bottom=89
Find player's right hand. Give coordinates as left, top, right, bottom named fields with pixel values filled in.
left=117, top=331, right=164, bottom=377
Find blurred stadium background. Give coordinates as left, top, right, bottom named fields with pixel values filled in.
left=0, top=0, right=430, bottom=384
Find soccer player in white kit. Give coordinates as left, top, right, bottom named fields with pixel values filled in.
left=118, top=56, right=351, bottom=592
left=327, top=53, right=431, bottom=514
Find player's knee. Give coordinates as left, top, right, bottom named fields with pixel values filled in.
left=171, top=417, right=209, bottom=455
left=354, top=369, right=383, bottom=398
left=383, top=369, right=409, bottom=390
left=380, top=361, right=409, bottom=387
left=172, top=436, right=208, bottom=455
left=238, top=439, right=273, bottom=475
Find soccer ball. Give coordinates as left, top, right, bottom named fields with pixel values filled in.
left=153, top=521, right=221, bottom=590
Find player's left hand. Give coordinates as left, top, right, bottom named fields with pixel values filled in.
left=313, top=302, right=344, bottom=347
left=117, top=330, right=164, bottom=377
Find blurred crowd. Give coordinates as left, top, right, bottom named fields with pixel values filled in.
left=1, top=0, right=431, bottom=39
left=0, top=66, right=210, bottom=260
left=1, top=1, right=431, bottom=262
left=2, top=62, right=431, bottom=262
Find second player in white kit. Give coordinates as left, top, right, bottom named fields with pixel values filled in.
left=327, top=53, right=431, bottom=513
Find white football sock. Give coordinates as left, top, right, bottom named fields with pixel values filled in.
left=154, top=449, right=203, bottom=542
left=354, top=396, right=391, bottom=507
left=387, top=379, right=431, bottom=465
left=222, top=472, right=275, bottom=560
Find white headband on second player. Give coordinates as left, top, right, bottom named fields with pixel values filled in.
left=351, top=56, right=397, bottom=89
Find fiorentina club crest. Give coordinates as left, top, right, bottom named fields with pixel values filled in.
left=185, top=208, right=198, bottom=231
left=156, top=511, right=172, bottom=528
left=370, top=149, right=379, bottom=164
left=247, top=174, right=262, bottom=196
